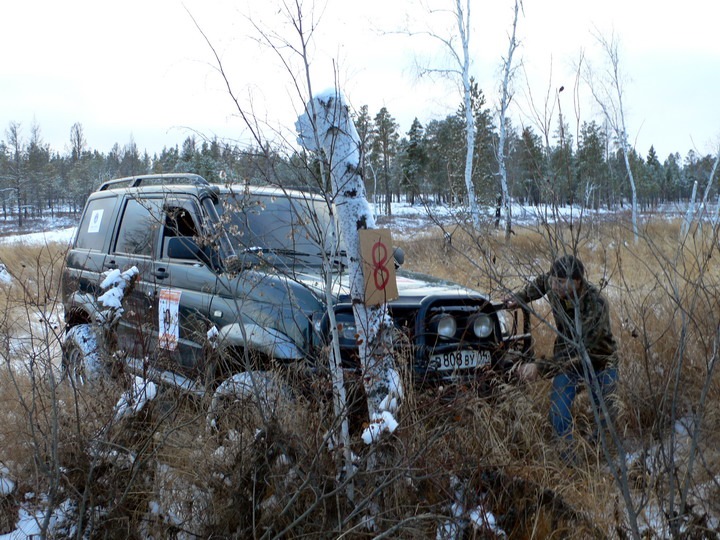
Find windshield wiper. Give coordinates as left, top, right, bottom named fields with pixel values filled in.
left=240, top=246, right=316, bottom=258
left=238, top=247, right=346, bottom=269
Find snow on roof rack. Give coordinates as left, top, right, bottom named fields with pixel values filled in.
left=98, top=173, right=210, bottom=191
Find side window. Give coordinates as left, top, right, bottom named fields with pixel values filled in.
left=164, top=207, right=199, bottom=238
left=75, top=196, right=118, bottom=251
left=162, top=203, right=201, bottom=258
left=115, top=198, right=163, bottom=256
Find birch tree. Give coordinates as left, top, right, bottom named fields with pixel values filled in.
left=682, top=146, right=720, bottom=238
left=496, top=0, right=522, bottom=240
left=191, top=1, right=360, bottom=497
left=585, top=31, right=639, bottom=243
left=455, top=0, right=480, bottom=231
left=297, top=91, right=402, bottom=443
left=5, top=122, right=23, bottom=227
left=409, top=0, right=481, bottom=230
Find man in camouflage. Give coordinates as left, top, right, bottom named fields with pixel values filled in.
left=505, top=255, right=619, bottom=454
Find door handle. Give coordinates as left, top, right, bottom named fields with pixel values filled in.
left=152, top=268, right=169, bottom=279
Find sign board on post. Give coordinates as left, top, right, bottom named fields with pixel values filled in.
left=359, top=228, right=399, bottom=306
left=159, top=288, right=182, bottom=351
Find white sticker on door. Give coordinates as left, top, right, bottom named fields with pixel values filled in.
left=159, top=288, right=182, bottom=351
left=87, top=209, right=104, bottom=233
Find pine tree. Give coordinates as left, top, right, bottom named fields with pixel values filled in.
left=577, top=121, right=608, bottom=209
left=663, top=153, right=683, bottom=202
left=5, top=122, right=24, bottom=226
left=645, top=146, right=665, bottom=206
left=399, top=118, right=426, bottom=204
left=516, top=126, right=544, bottom=205
left=371, top=107, right=399, bottom=216
left=353, top=105, right=374, bottom=198
left=423, top=116, right=465, bottom=204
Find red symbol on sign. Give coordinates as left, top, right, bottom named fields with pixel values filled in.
left=372, top=240, right=390, bottom=290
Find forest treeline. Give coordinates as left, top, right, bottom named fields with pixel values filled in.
left=1, top=87, right=716, bottom=224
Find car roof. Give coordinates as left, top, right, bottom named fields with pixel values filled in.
left=93, top=174, right=322, bottom=201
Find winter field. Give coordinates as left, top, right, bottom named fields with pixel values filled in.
left=0, top=200, right=719, bottom=539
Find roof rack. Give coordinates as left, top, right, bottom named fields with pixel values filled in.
left=98, top=173, right=210, bottom=191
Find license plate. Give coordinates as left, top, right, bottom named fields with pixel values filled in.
left=429, top=350, right=491, bottom=371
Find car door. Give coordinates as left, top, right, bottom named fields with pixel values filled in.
left=153, top=198, right=219, bottom=378
left=110, top=195, right=165, bottom=361
left=64, top=194, right=120, bottom=308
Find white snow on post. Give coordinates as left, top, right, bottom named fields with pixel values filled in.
left=296, top=89, right=402, bottom=443
left=96, top=266, right=139, bottom=326
left=361, top=411, right=399, bottom=445
left=98, top=266, right=139, bottom=309
left=436, top=475, right=507, bottom=539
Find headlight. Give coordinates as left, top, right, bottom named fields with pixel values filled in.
left=339, top=322, right=358, bottom=341
left=431, top=314, right=457, bottom=338
left=473, top=314, right=494, bottom=338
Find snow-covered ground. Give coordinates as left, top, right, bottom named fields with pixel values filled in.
left=0, top=198, right=698, bottom=248
left=0, top=226, right=76, bottom=246
left=0, top=202, right=601, bottom=253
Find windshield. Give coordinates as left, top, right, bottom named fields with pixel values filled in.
left=216, top=190, right=343, bottom=266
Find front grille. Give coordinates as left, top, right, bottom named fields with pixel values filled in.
left=328, top=296, right=501, bottom=380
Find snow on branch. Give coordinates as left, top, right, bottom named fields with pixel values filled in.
left=113, top=375, right=158, bottom=423
left=95, top=266, right=139, bottom=327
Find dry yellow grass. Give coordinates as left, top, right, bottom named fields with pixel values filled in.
left=396, top=214, right=720, bottom=535
left=1, top=218, right=719, bottom=537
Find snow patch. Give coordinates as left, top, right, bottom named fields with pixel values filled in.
left=0, top=464, right=15, bottom=496
left=0, top=264, right=12, bottom=284
left=207, top=371, right=291, bottom=430
left=113, top=376, right=157, bottom=422
left=0, top=226, right=77, bottom=246
left=361, top=410, right=399, bottom=445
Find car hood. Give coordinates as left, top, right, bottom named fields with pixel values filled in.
left=293, top=268, right=487, bottom=305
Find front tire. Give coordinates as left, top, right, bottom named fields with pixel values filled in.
left=62, top=324, right=103, bottom=385
left=206, top=371, right=293, bottom=436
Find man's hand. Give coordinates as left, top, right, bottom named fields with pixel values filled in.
left=502, top=296, right=518, bottom=309
left=516, top=362, right=539, bottom=382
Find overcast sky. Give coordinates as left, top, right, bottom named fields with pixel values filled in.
left=1, top=0, right=718, bottom=161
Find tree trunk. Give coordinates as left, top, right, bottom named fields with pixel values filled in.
left=456, top=0, right=481, bottom=232
left=297, top=90, right=402, bottom=437
left=497, top=0, right=520, bottom=241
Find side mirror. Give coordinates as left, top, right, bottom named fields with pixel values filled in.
left=167, top=237, right=218, bottom=269
left=393, top=246, right=405, bottom=268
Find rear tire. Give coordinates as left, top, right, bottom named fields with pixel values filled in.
left=61, top=324, right=103, bottom=385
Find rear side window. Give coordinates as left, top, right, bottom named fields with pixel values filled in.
left=75, top=196, right=118, bottom=251
left=115, top=198, right=163, bottom=256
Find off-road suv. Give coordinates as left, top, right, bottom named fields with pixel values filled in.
left=61, top=173, right=531, bottom=396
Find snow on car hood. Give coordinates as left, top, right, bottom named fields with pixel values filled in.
left=293, top=269, right=484, bottom=303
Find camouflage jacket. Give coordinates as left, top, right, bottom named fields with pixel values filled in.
left=513, top=274, right=618, bottom=376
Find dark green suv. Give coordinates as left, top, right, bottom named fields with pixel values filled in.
left=61, top=174, right=530, bottom=394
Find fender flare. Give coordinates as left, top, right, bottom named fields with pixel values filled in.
left=217, top=323, right=304, bottom=360
left=67, top=291, right=102, bottom=325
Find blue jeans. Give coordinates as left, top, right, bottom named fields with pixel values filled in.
left=549, top=366, right=618, bottom=441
